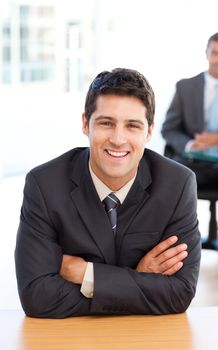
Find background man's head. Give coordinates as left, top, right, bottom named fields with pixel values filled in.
left=84, top=68, right=155, bottom=126
left=206, top=33, right=218, bottom=79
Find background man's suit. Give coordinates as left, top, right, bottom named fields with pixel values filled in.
left=15, top=147, right=201, bottom=318
left=161, top=72, right=205, bottom=158
left=161, top=72, right=218, bottom=186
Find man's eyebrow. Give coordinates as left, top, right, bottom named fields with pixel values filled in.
left=95, top=115, right=114, bottom=120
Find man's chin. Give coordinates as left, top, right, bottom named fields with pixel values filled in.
left=103, top=168, right=129, bottom=179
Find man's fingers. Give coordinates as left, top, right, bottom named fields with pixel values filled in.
left=160, top=250, right=188, bottom=273
left=149, top=236, right=178, bottom=258
left=136, top=236, right=188, bottom=274
left=162, top=261, right=184, bottom=276
left=157, top=243, right=188, bottom=264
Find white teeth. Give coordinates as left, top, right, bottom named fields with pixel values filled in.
left=107, top=150, right=128, bottom=157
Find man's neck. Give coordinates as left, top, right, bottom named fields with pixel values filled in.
left=208, top=70, right=218, bottom=80
left=89, top=163, right=137, bottom=203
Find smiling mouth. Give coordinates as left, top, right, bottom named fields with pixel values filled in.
left=105, top=150, right=129, bottom=158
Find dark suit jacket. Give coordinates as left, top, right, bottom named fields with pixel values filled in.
left=161, top=72, right=205, bottom=157
left=15, top=147, right=201, bottom=318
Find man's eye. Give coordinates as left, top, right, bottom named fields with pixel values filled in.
left=100, top=121, right=112, bottom=126
left=128, top=123, right=140, bottom=129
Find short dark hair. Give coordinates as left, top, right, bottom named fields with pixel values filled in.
left=84, top=68, right=155, bottom=126
left=207, top=32, right=218, bottom=49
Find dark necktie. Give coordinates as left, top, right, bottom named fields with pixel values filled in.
left=103, top=193, right=120, bottom=235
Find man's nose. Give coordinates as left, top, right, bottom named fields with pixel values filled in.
left=109, top=126, right=126, bottom=146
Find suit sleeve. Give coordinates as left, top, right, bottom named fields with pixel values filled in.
left=161, top=82, right=192, bottom=154
left=91, top=172, right=201, bottom=315
left=15, top=172, right=91, bottom=318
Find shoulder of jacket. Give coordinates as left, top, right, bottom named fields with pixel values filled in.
left=177, top=72, right=204, bottom=86
left=29, top=147, right=87, bottom=176
left=144, top=148, right=193, bottom=176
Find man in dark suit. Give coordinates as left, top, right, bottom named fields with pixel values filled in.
left=161, top=32, right=218, bottom=186
left=15, top=68, right=201, bottom=318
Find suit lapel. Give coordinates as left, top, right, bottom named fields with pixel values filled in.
left=115, top=154, right=152, bottom=256
left=70, top=149, right=116, bottom=265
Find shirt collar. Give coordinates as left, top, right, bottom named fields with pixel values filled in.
left=205, top=71, right=218, bottom=87
left=89, top=163, right=136, bottom=204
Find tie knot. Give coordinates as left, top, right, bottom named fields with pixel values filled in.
left=103, top=193, right=120, bottom=211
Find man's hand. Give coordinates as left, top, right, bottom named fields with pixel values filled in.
left=60, top=255, right=87, bottom=284
left=136, top=236, right=188, bottom=275
left=191, top=132, right=218, bottom=150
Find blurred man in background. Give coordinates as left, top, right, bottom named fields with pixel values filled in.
left=161, top=32, right=218, bottom=187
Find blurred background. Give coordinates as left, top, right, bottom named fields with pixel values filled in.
left=0, top=0, right=218, bottom=309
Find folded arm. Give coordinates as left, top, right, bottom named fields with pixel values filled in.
left=60, top=235, right=188, bottom=290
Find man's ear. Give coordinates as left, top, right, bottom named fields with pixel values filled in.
left=146, top=123, right=154, bottom=142
left=82, top=113, right=89, bottom=136
left=206, top=48, right=209, bottom=60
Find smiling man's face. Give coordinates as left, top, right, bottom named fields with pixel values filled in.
left=82, top=94, right=153, bottom=190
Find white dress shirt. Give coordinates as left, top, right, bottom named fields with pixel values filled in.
left=80, top=163, right=136, bottom=298
left=204, top=72, right=218, bottom=124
